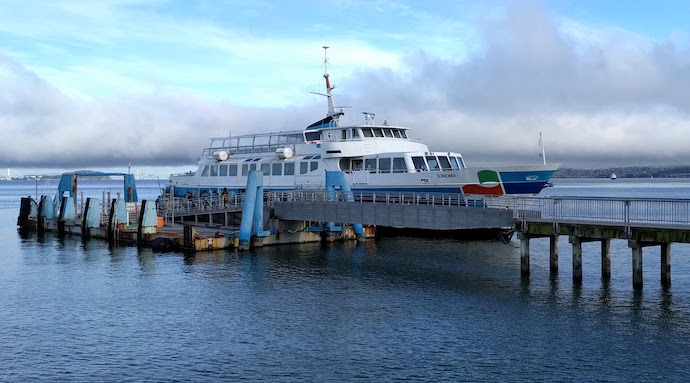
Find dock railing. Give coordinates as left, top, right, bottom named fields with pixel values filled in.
left=513, top=196, right=690, bottom=228
left=268, top=190, right=515, bottom=209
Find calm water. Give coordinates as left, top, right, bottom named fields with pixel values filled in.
left=2, top=178, right=690, bottom=381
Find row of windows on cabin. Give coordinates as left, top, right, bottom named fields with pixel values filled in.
left=339, top=155, right=465, bottom=173
left=306, top=128, right=409, bottom=142
left=200, top=161, right=319, bottom=178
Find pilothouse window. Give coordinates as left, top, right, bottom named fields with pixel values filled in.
left=412, top=157, right=427, bottom=171
left=426, top=156, right=440, bottom=171
left=362, top=128, right=373, bottom=137
left=450, top=157, right=460, bottom=171
left=438, top=156, right=452, bottom=171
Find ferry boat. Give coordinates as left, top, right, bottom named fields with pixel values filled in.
left=167, top=48, right=559, bottom=199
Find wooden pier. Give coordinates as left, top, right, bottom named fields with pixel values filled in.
left=514, top=197, right=690, bottom=289
left=16, top=174, right=690, bottom=290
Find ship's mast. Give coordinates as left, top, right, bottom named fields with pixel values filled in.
left=322, top=46, right=337, bottom=118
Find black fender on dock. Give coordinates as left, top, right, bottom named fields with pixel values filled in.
left=17, top=197, right=34, bottom=228
left=151, top=236, right=176, bottom=252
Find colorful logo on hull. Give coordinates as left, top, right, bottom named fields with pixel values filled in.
left=462, top=170, right=504, bottom=196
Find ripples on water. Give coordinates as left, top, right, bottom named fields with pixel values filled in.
left=2, top=179, right=690, bottom=381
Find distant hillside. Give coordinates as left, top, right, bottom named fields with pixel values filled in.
left=554, top=166, right=690, bottom=178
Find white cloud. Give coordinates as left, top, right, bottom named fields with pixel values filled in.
left=2, top=0, right=690, bottom=172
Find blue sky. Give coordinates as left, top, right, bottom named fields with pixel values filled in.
left=2, top=0, right=690, bottom=176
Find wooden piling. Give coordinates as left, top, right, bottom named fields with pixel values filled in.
left=629, top=240, right=643, bottom=290
left=601, top=239, right=611, bottom=280
left=519, top=233, right=530, bottom=277
left=661, top=242, right=671, bottom=287
left=570, top=236, right=583, bottom=284
left=549, top=235, right=559, bottom=273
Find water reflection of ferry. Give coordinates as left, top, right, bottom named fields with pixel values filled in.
left=168, top=48, right=559, bottom=198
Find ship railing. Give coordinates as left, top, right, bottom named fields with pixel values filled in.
left=512, top=196, right=690, bottom=228
left=202, top=143, right=299, bottom=156
left=157, top=194, right=245, bottom=215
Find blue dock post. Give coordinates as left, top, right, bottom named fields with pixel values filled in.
left=325, top=171, right=365, bottom=240
left=252, top=177, right=271, bottom=239
left=238, top=171, right=261, bottom=250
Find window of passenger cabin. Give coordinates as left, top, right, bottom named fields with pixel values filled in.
left=310, top=161, right=319, bottom=172
left=220, top=165, right=228, bottom=177
left=362, top=128, right=373, bottom=137
left=229, top=164, right=238, bottom=176
left=412, top=156, right=427, bottom=171
left=457, top=157, right=466, bottom=168
left=426, top=156, right=440, bottom=171
left=392, top=130, right=401, bottom=138
left=284, top=163, right=295, bottom=175
left=365, top=159, right=377, bottom=173
left=261, top=163, right=270, bottom=175
left=300, top=162, right=308, bottom=175
left=379, top=158, right=391, bottom=173
left=210, top=165, right=218, bottom=177
left=393, top=157, right=406, bottom=173
left=201, top=165, right=210, bottom=177
left=341, top=130, right=347, bottom=140
left=242, top=164, right=248, bottom=176
left=352, top=159, right=363, bottom=171
left=305, top=131, right=320, bottom=141
left=438, top=156, right=452, bottom=171
left=373, top=128, right=384, bottom=137
left=250, top=164, right=257, bottom=171
left=450, top=157, right=460, bottom=171
left=351, top=129, right=358, bottom=138
left=383, top=129, right=393, bottom=138
left=272, top=163, right=282, bottom=176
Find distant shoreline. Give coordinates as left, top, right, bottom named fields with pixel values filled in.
left=554, top=166, right=690, bottom=179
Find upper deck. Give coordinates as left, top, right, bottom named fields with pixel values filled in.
left=202, top=124, right=416, bottom=157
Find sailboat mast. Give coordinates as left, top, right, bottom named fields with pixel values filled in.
left=539, top=133, right=546, bottom=164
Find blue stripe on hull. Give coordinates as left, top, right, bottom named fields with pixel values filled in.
left=502, top=181, right=548, bottom=195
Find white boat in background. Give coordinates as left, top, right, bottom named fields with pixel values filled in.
left=611, top=173, right=617, bottom=180
left=167, top=48, right=559, bottom=198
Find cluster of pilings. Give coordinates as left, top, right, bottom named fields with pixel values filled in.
left=517, top=221, right=688, bottom=289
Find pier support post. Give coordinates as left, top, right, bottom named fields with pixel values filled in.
left=601, top=239, right=611, bottom=280
left=518, top=232, right=529, bottom=277
left=549, top=235, right=559, bottom=274
left=570, top=236, right=583, bottom=284
left=661, top=242, right=671, bottom=287
left=629, top=240, right=643, bottom=290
